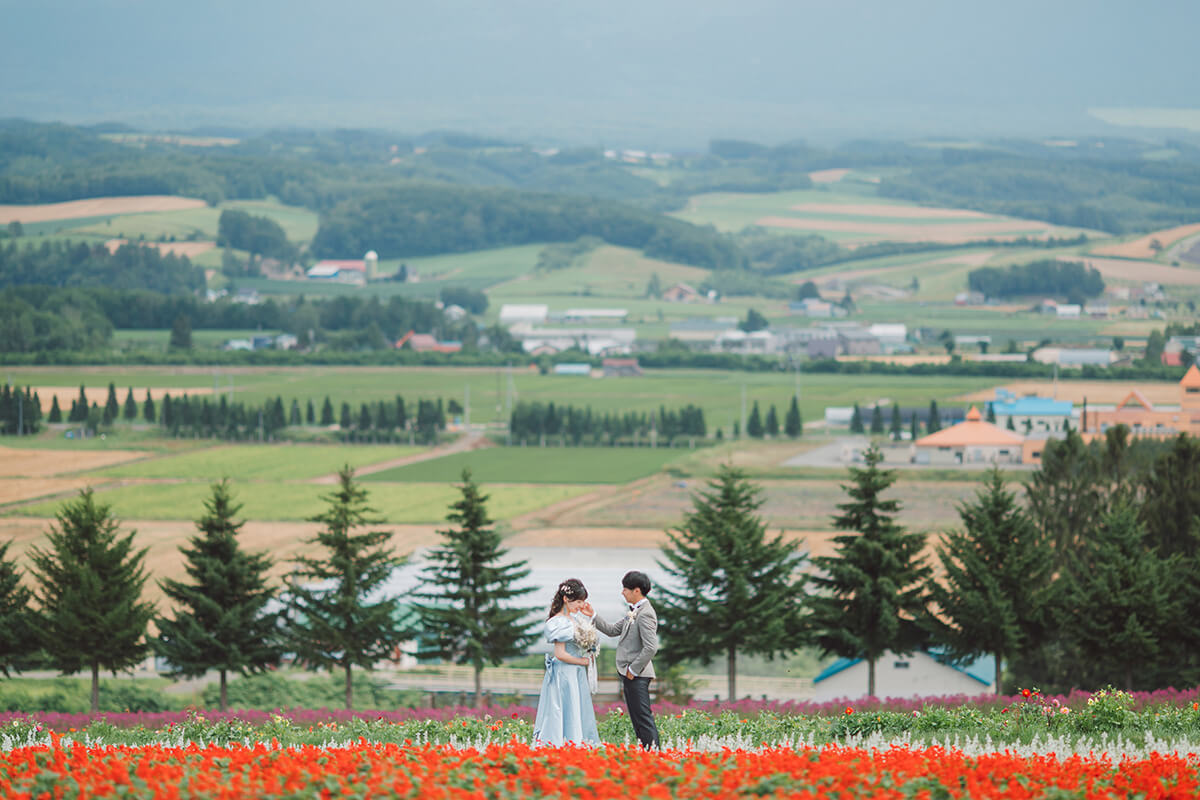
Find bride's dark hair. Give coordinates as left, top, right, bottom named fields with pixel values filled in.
left=548, top=578, right=588, bottom=618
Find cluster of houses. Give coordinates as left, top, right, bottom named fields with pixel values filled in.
left=222, top=332, right=298, bottom=352
left=826, top=366, right=1200, bottom=468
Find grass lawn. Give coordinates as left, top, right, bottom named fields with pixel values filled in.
left=6, top=366, right=1003, bottom=431
left=362, top=445, right=691, bottom=484
left=95, top=444, right=423, bottom=481
left=14, top=480, right=591, bottom=523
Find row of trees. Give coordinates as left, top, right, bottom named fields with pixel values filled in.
left=0, top=467, right=539, bottom=712
left=849, top=400, right=944, bottom=439
left=0, top=240, right=204, bottom=295
left=742, top=398, right=803, bottom=439
left=0, top=385, right=42, bottom=435
left=506, top=401, right=707, bottom=446
left=657, top=429, right=1200, bottom=698
left=967, top=260, right=1105, bottom=302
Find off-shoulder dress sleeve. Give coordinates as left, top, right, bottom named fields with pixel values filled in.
left=545, top=616, right=574, bottom=643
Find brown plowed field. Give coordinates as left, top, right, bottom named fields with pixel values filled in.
left=105, top=239, right=216, bottom=258
left=0, top=446, right=145, bottom=477
left=0, top=517, right=441, bottom=603
left=788, top=202, right=993, bottom=219
left=0, top=196, right=206, bottom=224
left=1059, top=256, right=1200, bottom=286
left=807, top=169, right=850, bottom=184
left=756, top=216, right=1051, bottom=243
left=1091, top=223, right=1200, bottom=259
left=31, top=386, right=215, bottom=412
left=0, top=478, right=98, bottom=505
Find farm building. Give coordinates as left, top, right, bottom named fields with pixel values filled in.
left=602, top=358, right=643, bottom=377
left=499, top=304, right=549, bottom=325
left=986, top=390, right=1075, bottom=433
left=512, top=325, right=636, bottom=356
left=789, top=299, right=841, bottom=318
left=667, top=318, right=737, bottom=347
left=395, top=331, right=462, bottom=353
left=715, top=329, right=779, bottom=355
left=663, top=282, right=705, bottom=303
left=307, top=260, right=366, bottom=284
left=1081, top=366, right=1200, bottom=439
left=552, top=363, right=592, bottom=376
left=555, top=308, right=629, bottom=323
left=836, top=328, right=882, bottom=356
left=867, top=323, right=907, bottom=345
left=811, top=649, right=995, bottom=701
left=1162, top=336, right=1200, bottom=367
left=913, top=407, right=1025, bottom=465
left=1032, top=347, right=1115, bottom=368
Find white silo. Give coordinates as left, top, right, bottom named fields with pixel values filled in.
left=364, top=250, right=378, bottom=280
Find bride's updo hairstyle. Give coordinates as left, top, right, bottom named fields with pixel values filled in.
left=548, top=578, right=588, bottom=618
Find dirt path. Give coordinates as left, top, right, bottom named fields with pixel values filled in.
left=308, top=431, right=492, bottom=484
left=506, top=474, right=664, bottom=531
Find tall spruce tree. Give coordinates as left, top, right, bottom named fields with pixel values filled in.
left=849, top=403, right=864, bottom=434
left=764, top=405, right=780, bottom=438
left=414, top=470, right=538, bottom=707
left=869, top=404, right=884, bottom=435
left=154, top=480, right=282, bottom=711
left=927, top=400, right=941, bottom=433
left=746, top=401, right=764, bottom=438
left=321, top=396, right=335, bottom=426
left=123, top=387, right=138, bottom=421
left=926, top=468, right=1053, bottom=694
left=784, top=396, right=802, bottom=438
left=890, top=404, right=902, bottom=441
left=48, top=396, right=62, bottom=424
left=1025, top=429, right=1105, bottom=558
left=808, top=445, right=930, bottom=697
left=1057, top=502, right=1180, bottom=691
left=656, top=465, right=808, bottom=699
left=0, top=540, right=36, bottom=676
left=1139, top=434, right=1200, bottom=557
left=287, top=468, right=407, bottom=709
left=143, top=390, right=156, bottom=423
left=306, top=399, right=315, bottom=425
left=104, top=383, right=120, bottom=421
left=27, top=490, right=154, bottom=712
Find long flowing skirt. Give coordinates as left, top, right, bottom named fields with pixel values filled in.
left=532, top=659, right=599, bottom=746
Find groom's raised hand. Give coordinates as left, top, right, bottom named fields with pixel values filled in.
left=579, top=601, right=595, bottom=617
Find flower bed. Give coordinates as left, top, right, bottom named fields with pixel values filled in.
left=2, top=740, right=1199, bottom=799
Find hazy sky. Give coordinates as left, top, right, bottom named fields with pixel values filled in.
left=3, top=0, right=1197, bottom=146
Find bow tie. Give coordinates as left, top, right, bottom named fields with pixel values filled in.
left=628, top=605, right=637, bottom=612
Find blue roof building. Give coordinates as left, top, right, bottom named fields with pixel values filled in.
left=987, top=390, right=1076, bottom=433
left=812, top=648, right=996, bottom=701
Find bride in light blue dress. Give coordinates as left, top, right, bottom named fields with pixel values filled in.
left=532, top=578, right=600, bottom=746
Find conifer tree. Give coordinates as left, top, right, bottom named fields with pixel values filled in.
left=395, top=396, right=407, bottom=430
left=746, top=401, right=764, bottom=438
left=808, top=445, right=930, bottom=697
left=154, top=481, right=282, bottom=710
left=869, top=404, right=884, bottom=435
left=927, top=400, right=941, bottom=433
left=287, top=468, right=407, bottom=709
left=1006, top=415, right=1016, bottom=431
left=143, top=390, right=156, bottom=423
left=1025, top=429, right=1105, bottom=558
left=784, top=396, right=802, bottom=438
left=765, top=404, right=779, bottom=438
left=1057, top=502, right=1180, bottom=691
left=28, top=489, right=154, bottom=712
left=340, top=402, right=353, bottom=430
left=105, top=383, right=120, bottom=421
left=321, top=396, right=335, bottom=426
left=986, top=404, right=997, bottom=424
left=289, top=399, right=302, bottom=427
left=306, top=399, right=315, bottom=425
left=657, top=465, right=808, bottom=699
left=849, top=403, right=864, bottom=434
left=48, top=396, right=62, bottom=424
left=890, top=404, right=902, bottom=441
left=123, top=387, right=138, bottom=421
left=910, top=412, right=920, bottom=441
left=1139, top=434, right=1200, bottom=557
left=0, top=541, right=36, bottom=676
left=926, top=468, right=1053, bottom=694
left=71, top=385, right=88, bottom=423
left=414, top=470, right=537, bottom=707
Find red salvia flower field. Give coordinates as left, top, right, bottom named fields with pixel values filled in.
left=2, top=740, right=1199, bottom=799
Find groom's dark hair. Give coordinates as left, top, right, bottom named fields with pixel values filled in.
left=622, top=570, right=651, bottom=596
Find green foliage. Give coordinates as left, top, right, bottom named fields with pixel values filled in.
left=0, top=240, right=204, bottom=295
left=656, top=465, right=809, bottom=699
left=198, top=670, right=421, bottom=711
left=534, top=236, right=601, bottom=272
left=746, top=401, right=764, bottom=438
left=1056, top=503, right=1181, bottom=691
left=217, top=209, right=294, bottom=260
left=808, top=445, right=931, bottom=696
left=1138, top=434, right=1200, bottom=557
left=0, top=385, right=42, bottom=435
left=26, top=489, right=155, bottom=712
left=0, top=541, right=36, bottom=676
left=968, top=260, right=1104, bottom=300
left=286, top=468, right=408, bottom=709
left=927, top=468, right=1053, bottom=692
left=154, top=480, right=282, bottom=711
left=784, top=396, right=802, bottom=438
left=168, top=314, right=192, bottom=351
left=413, top=470, right=538, bottom=705
left=1025, top=429, right=1106, bottom=557
left=739, top=308, right=768, bottom=333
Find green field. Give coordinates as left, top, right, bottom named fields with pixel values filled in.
left=15, top=480, right=590, bottom=523
left=363, top=445, right=690, bottom=484
left=96, top=444, right=422, bottom=481
left=6, top=366, right=1001, bottom=432
left=64, top=199, right=319, bottom=245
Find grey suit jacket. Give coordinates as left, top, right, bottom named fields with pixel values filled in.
left=593, top=601, right=658, bottom=679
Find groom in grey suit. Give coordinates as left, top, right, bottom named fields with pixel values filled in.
left=589, top=570, right=660, bottom=749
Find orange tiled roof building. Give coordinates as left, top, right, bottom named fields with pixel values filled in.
left=913, top=406, right=1026, bottom=465
left=1081, top=364, right=1200, bottom=439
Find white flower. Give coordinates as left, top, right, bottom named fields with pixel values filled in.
left=573, top=617, right=600, bottom=656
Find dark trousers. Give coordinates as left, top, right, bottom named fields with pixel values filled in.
left=621, top=674, right=659, bottom=749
